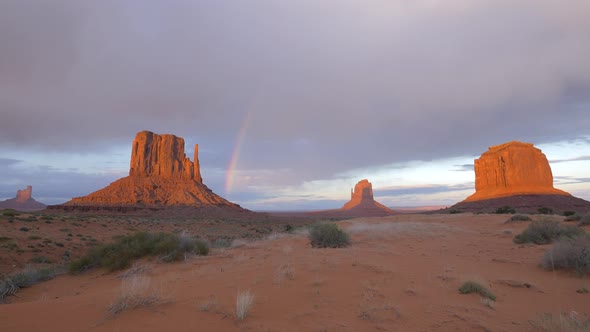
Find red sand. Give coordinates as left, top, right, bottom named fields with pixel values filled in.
left=1, top=213, right=589, bottom=331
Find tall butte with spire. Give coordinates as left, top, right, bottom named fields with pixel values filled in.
left=341, top=179, right=394, bottom=216
left=53, top=131, right=243, bottom=211
left=451, top=141, right=590, bottom=213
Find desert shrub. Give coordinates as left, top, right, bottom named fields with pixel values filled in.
left=29, top=256, right=52, bottom=264
left=19, top=227, right=29, bottom=232
left=543, top=234, right=590, bottom=275
left=565, top=214, right=582, bottom=222
left=211, top=237, right=233, bottom=248
left=309, top=223, right=350, bottom=248
left=514, top=220, right=585, bottom=245
left=538, top=207, right=553, bottom=215
left=235, top=290, right=255, bottom=320
left=506, top=214, right=532, bottom=223
left=285, top=224, right=294, bottom=232
left=449, top=209, right=461, bottom=214
left=563, top=211, right=576, bottom=217
left=579, top=214, right=590, bottom=226
left=69, top=231, right=209, bottom=273
left=109, top=276, right=162, bottom=315
left=2, top=209, right=17, bottom=217
left=0, top=266, right=59, bottom=301
left=458, top=281, right=496, bottom=301
left=496, top=206, right=516, bottom=214
left=577, top=288, right=589, bottom=294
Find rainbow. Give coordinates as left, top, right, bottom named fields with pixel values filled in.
left=225, top=111, right=252, bottom=194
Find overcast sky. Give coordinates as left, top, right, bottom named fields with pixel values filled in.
left=1, top=0, right=589, bottom=210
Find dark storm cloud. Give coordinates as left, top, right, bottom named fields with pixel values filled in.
left=1, top=0, right=590, bottom=183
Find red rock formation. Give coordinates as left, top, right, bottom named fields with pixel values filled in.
left=0, top=185, right=46, bottom=211
left=464, top=141, right=568, bottom=202
left=341, top=179, right=394, bottom=215
left=129, top=131, right=199, bottom=181
left=58, top=131, right=243, bottom=210
left=16, top=185, right=32, bottom=203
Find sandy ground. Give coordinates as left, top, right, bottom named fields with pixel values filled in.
left=1, top=213, right=589, bottom=331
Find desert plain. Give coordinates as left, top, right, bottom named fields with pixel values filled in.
left=0, top=211, right=588, bottom=331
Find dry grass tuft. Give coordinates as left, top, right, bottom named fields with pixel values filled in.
left=529, top=311, right=590, bottom=331
left=108, top=276, right=163, bottom=315
left=235, top=290, right=255, bottom=321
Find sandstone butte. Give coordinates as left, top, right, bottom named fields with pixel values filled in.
left=58, top=131, right=242, bottom=210
left=0, top=185, right=46, bottom=211
left=341, top=179, right=395, bottom=216
left=464, top=141, right=568, bottom=201
left=451, top=141, right=590, bottom=213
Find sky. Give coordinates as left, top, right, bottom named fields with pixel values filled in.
left=1, top=0, right=589, bottom=211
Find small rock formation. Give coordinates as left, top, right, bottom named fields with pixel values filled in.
left=0, top=185, right=46, bottom=211
left=16, top=185, right=33, bottom=203
left=465, top=141, right=567, bottom=201
left=51, top=131, right=244, bottom=211
left=450, top=141, right=590, bottom=213
left=341, top=179, right=395, bottom=216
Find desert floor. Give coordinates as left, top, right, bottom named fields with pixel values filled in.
left=1, top=213, right=589, bottom=331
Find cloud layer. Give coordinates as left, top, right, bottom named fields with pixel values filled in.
left=1, top=1, right=589, bottom=207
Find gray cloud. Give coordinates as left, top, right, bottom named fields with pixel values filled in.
left=451, top=164, right=474, bottom=172
left=375, top=184, right=473, bottom=197
left=1, top=0, right=590, bottom=188
left=550, top=155, right=590, bottom=163
left=0, top=158, right=23, bottom=166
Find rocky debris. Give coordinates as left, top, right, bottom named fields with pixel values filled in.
left=465, top=141, right=567, bottom=201
left=0, top=185, right=46, bottom=211
left=52, top=131, right=244, bottom=211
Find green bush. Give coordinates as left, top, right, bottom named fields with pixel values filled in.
left=19, top=227, right=29, bottom=232
left=579, top=214, right=590, bottom=226
left=496, top=206, right=516, bottom=214
left=514, top=220, right=585, bottom=245
left=543, top=234, right=590, bottom=275
left=565, top=214, right=582, bottom=222
left=68, top=232, right=209, bottom=273
left=538, top=207, right=553, bottom=215
left=563, top=211, right=576, bottom=217
left=506, top=214, right=532, bottom=223
left=2, top=209, right=18, bottom=217
left=458, top=281, right=496, bottom=301
left=309, top=223, right=350, bottom=248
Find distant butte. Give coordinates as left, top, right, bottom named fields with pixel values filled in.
left=49, top=131, right=245, bottom=213
left=450, top=141, right=590, bottom=213
left=307, top=179, right=395, bottom=217
left=0, top=185, right=46, bottom=211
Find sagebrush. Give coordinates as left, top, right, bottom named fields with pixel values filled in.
left=69, top=231, right=209, bottom=273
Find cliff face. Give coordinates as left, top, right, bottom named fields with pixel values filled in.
left=60, top=131, right=243, bottom=210
left=129, top=131, right=200, bottom=181
left=465, top=141, right=568, bottom=201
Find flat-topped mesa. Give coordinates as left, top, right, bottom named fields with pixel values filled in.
left=16, top=185, right=32, bottom=203
left=464, top=141, right=568, bottom=201
left=129, top=131, right=201, bottom=182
